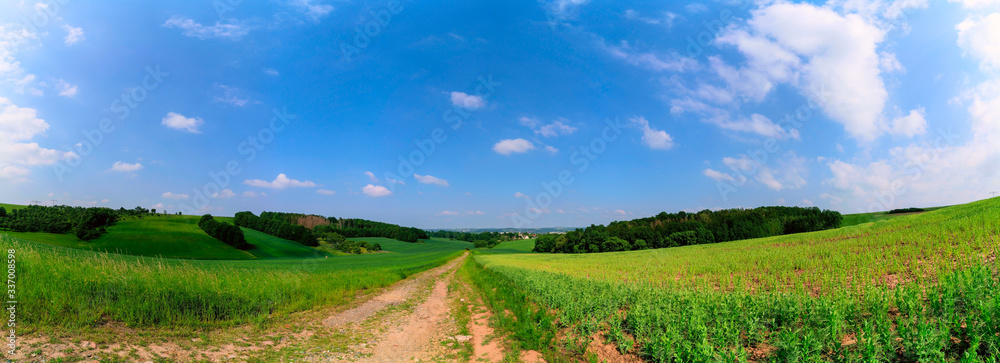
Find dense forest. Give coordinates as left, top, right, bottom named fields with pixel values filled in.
left=0, top=205, right=126, bottom=240
left=314, top=218, right=429, bottom=243
left=427, top=230, right=522, bottom=248
left=533, top=206, right=842, bottom=253
left=233, top=211, right=319, bottom=246
left=198, top=214, right=253, bottom=250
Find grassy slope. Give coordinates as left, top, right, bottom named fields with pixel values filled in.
left=480, top=238, right=536, bottom=255
left=3, top=234, right=470, bottom=330
left=839, top=206, right=947, bottom=227
left=470, top=198, right=1000, bottom=361
left=3, top=215, right=330, bottom=260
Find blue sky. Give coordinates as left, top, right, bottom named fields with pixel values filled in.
left=1, top=0, right=998, bottom=229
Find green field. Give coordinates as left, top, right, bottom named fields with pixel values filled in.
left=468, top=198, right=1000, bottom=361
left=839, top=206, right=947, bottom=227
left=2, top=232, right=471, bottom=331
left=3, top=215, right=328, bottom=260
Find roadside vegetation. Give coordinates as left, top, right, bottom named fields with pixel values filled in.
left=470, top=198, right=1000, bottom=361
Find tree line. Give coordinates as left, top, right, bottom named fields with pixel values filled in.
left=319, top=232, right=383, bottom=254
left=887, top=207, right=924, bottom=214
left=198, top=214, right=253, bottom=250
left=0, top=205, right=121, bottom=240
left=233, top=211, right=319, bottom=247
left=533, top=206, right=842, bottom=254
left=427, top=230, right=518, bottom=248
left=314, top=218, right=428, bottom=243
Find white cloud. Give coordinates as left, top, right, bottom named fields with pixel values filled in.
left=289, top=0, right=334, bottom=21
left=109, top=161, right=143, bottom=172
left=956, top=13, right=1000, bottom=71
left=161, top=112, right=203, bottom=133
left=0, top=24, right=42, bottom=95
left=706, top=113, right=800, bottom=140
left=162, top=192, right=190, bottom=200
left=703, top=168, right=734, bottom=182
left=101, top=199, right=110, bottom=204
left=535, top=120, right=577, bottom=137
left=889, top=108, right=927, bottom=137
left=213, top=84, right=249, bottom=106
left=362, top=184, right=392, bottom=197
left=264, top=68, right=280, bottom=76
left=243, top=191, right=260, bottom=198
left=879, top=51, right=904, bottom=73
left=630, top=116, right=674, bottom=150
left=56, top=80, right=78, bottom=97
left=820, top=192, right=843, bottom=205
left=436, top=210, right=459, bottom=216
left=466, top=210, right=485, bottom=215
left=493, top=138, right=536, bottom=155
left=243, top=173, right=317, bottom=189
left=544, top=145, right=559, bottom=154
left=0, top=98, right=72, bottom=181
left=601, top=40, right=696, bottom=72
left=316, top=189, right=336, bottom=195
left=151, top=203, right=165, bottom=210
left=365, top=171, right=377, bottom=182
left=715, top=2, right=890, bottom=142
left=414, top=174, right=450, bottom=186
left=514, top=192, right=529, bottom=199
left=211, top=189, right=236, bottom=199
left=948, top=0, right=1000, bottom=9
left=63, top=25, right=85, bottom=45
left=722, top=152, right=808, bottom=191
left=450, top=91, right=485, bottom=109
left=546, top=0, right=590, bottom=19
left=162, top=16, right=252, bottom=40
left=801, top=199, right=815, bottom=206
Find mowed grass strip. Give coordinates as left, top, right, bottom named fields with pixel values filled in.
left=4, top=235, right=470, bottom=332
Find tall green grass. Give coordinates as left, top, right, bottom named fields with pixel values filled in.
left=4, top=235, right=468, bottom=331
left=470, top=198, right=1000, bottom=361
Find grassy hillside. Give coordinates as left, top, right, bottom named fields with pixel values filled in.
left=479, top=238, right=536, bottom=255
left=0, top=203, right=27, bottom=212
left=2, top=234, right=468, bottom=331
left=839, top=206, right=947, bottom=227
left=469, top=198, right=1000, bottom=361
left=3, top=215, right=330, bottom=260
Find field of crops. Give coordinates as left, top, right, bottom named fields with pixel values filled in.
left=2, top=234, right=471, bottom=332
left=469, top=198, right=1000, bottom=361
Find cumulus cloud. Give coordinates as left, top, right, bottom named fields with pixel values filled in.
left=211, top=189, right=236, bottom=199
left=161, top=112, right=203, bottom=133
left=0, top=98, right=73, bottom=181
left=535, top=120, right=577, bottom=137
left=243, top=173, right=317, bottom=189
left=56, top=80, right=78, bottom=97
left=362, top=184, right=392, bottom=197
left=109, top=161, right=143, bottom=172
left=414, top=174, right=450, bottom=186
left=493, top=138, right=536, bottom=155
left=956, top=13, right=1000, bottom=71
left=316, top=189, right=336, bottom=195
left=713, top=2, right=890, bottom=142
left=63, top=25, right=85, bottom=45
left=450, top=91, right=485, bottom=109
left=162, top=192, right=190, bottom=200
left=889, top=108, right=928, bottom=137
left=630, top=116, right=674, bottom=150
left=162, top=16, right=252, bottom=40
